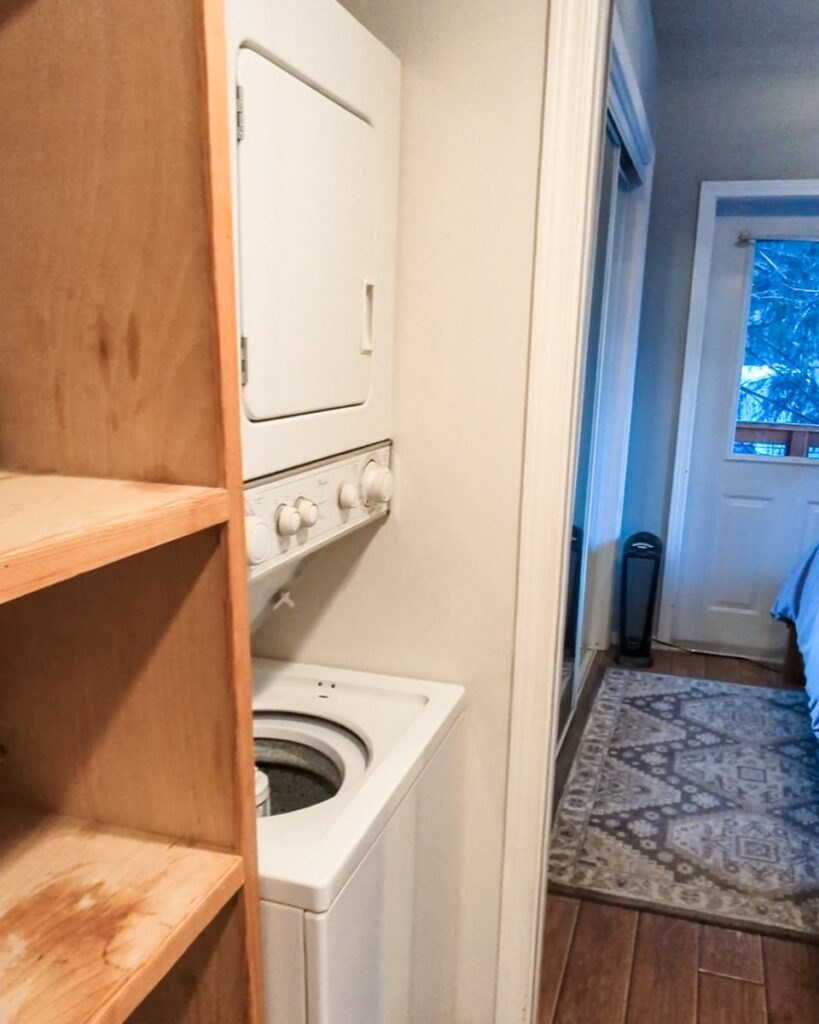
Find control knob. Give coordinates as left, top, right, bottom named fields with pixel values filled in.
left=275, top=504, right=302, bottom=537
left=245, top=516, right=272, bottom=566
left=338, top=482, right=360, bottom=510
left=361, top=462, right=394, bottom=505
left=295, top=496, right=319, bottom=527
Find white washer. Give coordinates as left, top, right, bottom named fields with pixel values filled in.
left=252, top=659, right=465, bottom=1024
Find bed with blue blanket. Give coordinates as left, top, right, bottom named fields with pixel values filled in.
left=772, top=543, right=819, bottom=738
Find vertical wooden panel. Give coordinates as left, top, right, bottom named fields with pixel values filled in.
left=700, top=926, right=764, bottom=984
left=553, top=902, right=637, bottom=1024
left=197, top=0, right=264, bottom=1016
left=539, top=896, right=580, bottom=1023
left=705, top=656, right=745, bottom=683
left=672, top=649, right=706, bottom=679
left=0, top=533, right=236, bottom=847
left=127, top=898, right=252, bottom=1023
left=0, top=0, right=221, bottom=484
left=764, top=936, right=819, bottom=1024
left=626, top=913, right=698, bottom=1024
left=697, top=973, right=766, bottom=1024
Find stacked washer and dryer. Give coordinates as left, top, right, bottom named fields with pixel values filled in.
left=225, top=2, right=465, bottom=1022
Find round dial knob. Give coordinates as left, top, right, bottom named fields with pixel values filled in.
left=275, top=504, right=302, bottom=537
left=245, top=516, right=272, bottom=565
left=338, top=482, right=360, bottom=510
left=361, top=462, right=394, bottom=505
left=295, top=497, right=319, bottom=527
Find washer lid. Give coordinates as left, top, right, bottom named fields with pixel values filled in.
left=252, top=659, right=465, bottom=913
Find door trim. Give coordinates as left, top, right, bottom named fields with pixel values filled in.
left=658, top=179, right=819, bottom=643
left=583, top=155, right=654, bottom=653
left=608, top=8, right=654, bottom=180
left=493, top=1, right=612, bottom=1020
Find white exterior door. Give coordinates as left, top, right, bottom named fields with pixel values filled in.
left=667, top=208, right=819, bottom=659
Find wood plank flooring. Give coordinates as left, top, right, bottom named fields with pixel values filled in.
left=543, top=649, right=818, bottom=1024
left=541, top=895, right=819, bottom=1023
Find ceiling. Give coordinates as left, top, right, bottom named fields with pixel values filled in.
left=650, top=0, right=819, bottom=51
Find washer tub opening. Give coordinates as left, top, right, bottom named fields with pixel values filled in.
left=254, top=737, right=343, bottom=815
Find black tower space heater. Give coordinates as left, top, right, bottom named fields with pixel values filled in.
left=564, top=526, right=583, bottom=656
left=617, top=532, right=663, bottom=668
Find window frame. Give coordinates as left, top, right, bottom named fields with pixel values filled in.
left=727, top=234, right=819, bottom=465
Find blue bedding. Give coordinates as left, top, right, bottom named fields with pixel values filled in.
left=772, top=543, right=819, bottom=738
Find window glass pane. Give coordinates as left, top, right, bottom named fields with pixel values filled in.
left=736, top=239, right=819, bottom=427
left=732, top=440, right=788, bottom=458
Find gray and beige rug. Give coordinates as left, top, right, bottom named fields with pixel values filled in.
left=549, top=668, right=819, bottom=936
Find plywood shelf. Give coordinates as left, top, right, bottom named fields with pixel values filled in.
left=0, top=472, right=229, bottom=604
left=0, top=807, right=245, bottom=1024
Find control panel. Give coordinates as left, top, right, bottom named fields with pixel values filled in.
left=244, top=443, right=393, bottom=579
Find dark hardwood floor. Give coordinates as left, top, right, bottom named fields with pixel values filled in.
left=542, top=647, right=818, bottom=1024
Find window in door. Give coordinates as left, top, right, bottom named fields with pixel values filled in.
left=733, top=238, right=819, bottom=458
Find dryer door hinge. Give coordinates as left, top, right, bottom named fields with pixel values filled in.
left=236, top=85, right=245, bottom=142
left=240, top=336, right=248, bottom=385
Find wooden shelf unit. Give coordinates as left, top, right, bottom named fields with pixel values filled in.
left=0, top=0, right=263, bottom=1021
left=0, top=472, right=229, bottom=604
left=0, top=808, right=244, bottom=1024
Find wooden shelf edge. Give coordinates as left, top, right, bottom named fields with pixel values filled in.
left=0, top=473, right=229, bottom=605
left=97, top=859, right=245, bottom=1024
left=0, top=807, right=245, bottom=1024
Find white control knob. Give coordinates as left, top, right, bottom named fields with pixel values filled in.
left=245, top=516, right=272, bottom=565
left=295, top=497, right=319, bottom=527
left=361, top=462, right=394, bottom=505
left=338, top=482, right=360, bottom=510
left=275, top=504, right=302, bottom=537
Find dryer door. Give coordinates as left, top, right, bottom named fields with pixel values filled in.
left=237, top=47, right=377, bottom=423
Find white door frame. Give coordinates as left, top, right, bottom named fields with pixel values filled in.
left=493, top=0, right=612, bottom=1020
left=658, top=179, right=819, bottom=644
left=582, top=43, right=655, bottom=652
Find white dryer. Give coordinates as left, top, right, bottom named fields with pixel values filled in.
left=226, top=0, right=401, bottom=482
left=252, top=659, right=465, bottom=1024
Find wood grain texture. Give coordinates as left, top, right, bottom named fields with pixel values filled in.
left=539, top=896, right=580, bottom=1023
left=0, top=0, right=263, bottom=1017
left=196, top=0, right=264, bottom=1016
left=127, top=898, right=252, bottom=1024
left=764, top=936, right=819, bottom=1024
left=697, top=973, right=766, bottom=1024
left=700, top=926, right=764, bottom=985
left=704, top=657, right=745, bottom=684
left=626, top=913, right=698, bottom=1024
left=0, top=472, right=228, bottom=603
left=0, top=807, right=243, bottom=1024
left=0, top=0, right=221, bottom=485
left=0, top=532, right=236, bottom=846
left=553, top=902, right=637, bottom=1024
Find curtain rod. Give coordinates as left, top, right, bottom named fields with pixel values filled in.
left=737, top=231, right=819, bottom=246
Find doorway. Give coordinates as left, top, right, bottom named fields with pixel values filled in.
left=558, top=70, right=655, bottom=745
left=661, top=184, right=819, bottom=660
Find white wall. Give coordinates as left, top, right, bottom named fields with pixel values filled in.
left=252, top=2, right=549, bottom=1020
left=623, top=38, right=819, bottom=541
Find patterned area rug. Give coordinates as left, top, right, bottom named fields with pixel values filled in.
left=549, top=668, right=819, bottom=936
